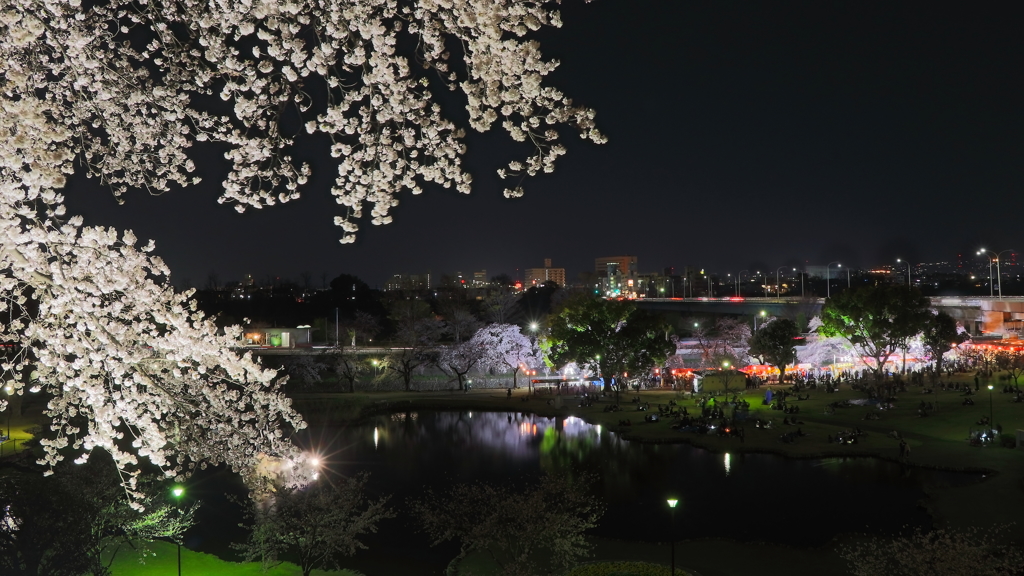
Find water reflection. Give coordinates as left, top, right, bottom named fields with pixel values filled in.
left=301, top=411, right=976, bottom=546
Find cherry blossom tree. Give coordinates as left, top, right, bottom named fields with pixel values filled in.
left=476, top=323, right=539, bottom=389
left=0, top=0, right=599, bottom=492
left=436, top=339, right=485, bottom=391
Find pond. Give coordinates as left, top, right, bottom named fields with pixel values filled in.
left=183, top=411, right=980, bottom=575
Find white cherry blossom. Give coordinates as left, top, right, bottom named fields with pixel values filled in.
left=0, top=0, right=599, bottom=493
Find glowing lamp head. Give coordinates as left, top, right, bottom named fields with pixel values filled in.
left=988, top=385, right=994, bottom=390
left=310, top=457, right=321, bottom=467
left=172, top=486, right=185, bottom=499
left=530, top=322, right=538, bottom=331
left=667, top=498, right=679, bottom=508
left=3, top=386, right=10, bottom=394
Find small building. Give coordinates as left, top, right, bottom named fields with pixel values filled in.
left=241, top=327, right=311, bottom=348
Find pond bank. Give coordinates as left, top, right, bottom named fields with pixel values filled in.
left=292, top=382, right=1024, bottom=536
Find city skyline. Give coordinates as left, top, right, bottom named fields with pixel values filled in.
left=62, top=2, right=1024, bottom=289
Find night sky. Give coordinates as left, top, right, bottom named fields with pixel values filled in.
left=63, top=1, right=1024, bottom=288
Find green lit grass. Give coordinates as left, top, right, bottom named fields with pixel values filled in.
left=106, top=540, right=362, bottom=576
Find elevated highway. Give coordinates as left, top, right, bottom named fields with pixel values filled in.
left=635, top=296, right=1024, bottom=336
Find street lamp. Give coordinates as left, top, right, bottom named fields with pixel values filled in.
left=2, top=385, right=10, bottom=455
left=826, top=262, right=841, bottom=298
left=4, top=385, right=10, bottom=436
left=371, top=359, right=380, bottom=378
left=775, top=266, right=788, bottom=298
left=977, top=249, right=1015, bottom=299
left=754, top=310, right=766, bottom=331
left=666, top=498, right=679, bottom=576
left=896, top=259, right=911, bottom=288
left=988, top=384, right=994, bottom=436
left=171, top=485, right=185, bottom=576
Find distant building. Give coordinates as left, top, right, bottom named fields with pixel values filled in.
left=525, top=258, right=566, bottom=287
left=472, top=270, right=488, bottom=286
left=595, top=256, right=638, bottom=277
left=596, top=256, right=638, bottom=297
left=384, top=272, right=432, bottom=291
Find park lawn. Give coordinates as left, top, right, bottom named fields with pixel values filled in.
left=106, top=539, right=362, bottom=576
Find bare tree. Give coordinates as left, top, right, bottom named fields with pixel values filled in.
left=439, top=300, right=481, bottom=343
left=343, top=311, right=381, bottom=347
left=692, top=317, right=750, bottom=369
left=436, top=340, right=486, bottom=391
left=387, top=300, right=442, bottom=391
left=482, top=291, right=521, bottom=324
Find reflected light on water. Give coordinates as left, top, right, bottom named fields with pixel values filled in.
left=724, top=453, right=731, bottom=476
left=373, top=426, right=379, bottom=450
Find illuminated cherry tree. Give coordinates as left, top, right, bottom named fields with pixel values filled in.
left=476, top=323, right=539, bottom=389
left=0, top=0, right=599, bottom=493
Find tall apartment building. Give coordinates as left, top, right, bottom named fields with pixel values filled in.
left=525, top=258, right=566, bottom=287
left=596, top=256, right=638, bottom=297
left=595, top=256, right=638, bottom=277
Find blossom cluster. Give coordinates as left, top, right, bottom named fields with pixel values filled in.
left=2, top=0, right=602, bottom=241
left=0, top=0, right=597, bottom=493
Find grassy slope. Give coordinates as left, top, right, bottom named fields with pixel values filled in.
left=105, top=540, right=361, bottom=576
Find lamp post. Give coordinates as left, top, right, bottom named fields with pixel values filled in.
left=666, top=498, right=679, bottom=576
left=896, top=259, right=911, bottom=288
left=754, top=310, right=766, bottom=331
left=4, top=385, right=10, bottom=438
left=978, top=249, right=1015, bottom=299
left=988, top=384, right=994, bottom=436
left=2, top=385, right=10, bottom=455
left=775, top=266, right=788, bottom=298
left=826, top=262, right=841, bottom=298
left=172, top=485, right=185, bottom=576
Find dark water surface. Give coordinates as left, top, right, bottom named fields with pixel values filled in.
left=183, top=411, right=978, bottom=575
